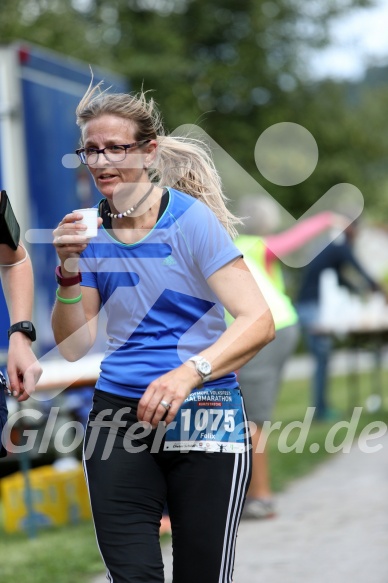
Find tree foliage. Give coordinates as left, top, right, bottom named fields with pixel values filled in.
left=1, top=0, right=386, bottom=220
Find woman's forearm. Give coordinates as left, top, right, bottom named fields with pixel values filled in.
left=51, top=284, right=94, bottom=361
left=265, top=211, right=334, bottom=262
left=0, top=253, right=34, bottom=323
left=194, top=309, right=275, bottom=382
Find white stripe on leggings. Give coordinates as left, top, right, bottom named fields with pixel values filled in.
left=218, top=401, right=251, bottom=582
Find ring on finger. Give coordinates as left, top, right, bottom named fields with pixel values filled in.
left=160, top=399, right=171, bottom=410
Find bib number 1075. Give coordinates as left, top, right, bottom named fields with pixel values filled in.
left=164, top=388, right=246, bottom=452
left=181, top=408, right=236, bottom=433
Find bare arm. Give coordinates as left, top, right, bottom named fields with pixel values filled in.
left=201, top=257, right=275, bottom=373
left=138, top=257, right=275, bottom=427
left=0, top=244, right=42, bottom=400
left=264, top=211, right=343, bottom=264
left=51, top=284, right=101, bottom=361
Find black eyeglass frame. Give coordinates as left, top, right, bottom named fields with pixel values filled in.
left=75, top=140, right=151, bottom=165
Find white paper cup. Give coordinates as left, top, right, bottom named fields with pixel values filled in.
left=73, top=207, right=98, bottom=238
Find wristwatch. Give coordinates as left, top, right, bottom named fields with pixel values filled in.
left=8, top=321, right=36, bottom=342
left=55, top=265, right=82, bottom=287
left=188, top=356, right=212, bottom=383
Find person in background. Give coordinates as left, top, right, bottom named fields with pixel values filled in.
left=51, top=83, right=274, bottom=582
left=230, top=195, right=344, bottom=519
left=296, top=220, right=383, bottom=421
left=0, top=192, right=42, bottom=457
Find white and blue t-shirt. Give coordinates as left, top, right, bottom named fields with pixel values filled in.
left=80, top=188, right=241, bottom=398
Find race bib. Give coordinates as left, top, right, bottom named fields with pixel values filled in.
left=164, top=387, right=246, bottom=453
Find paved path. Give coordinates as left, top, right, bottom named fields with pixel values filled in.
left=92, top=432, right=388, bottom=583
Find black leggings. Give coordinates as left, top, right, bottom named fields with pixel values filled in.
left=83, top=390, right=251, bottom=583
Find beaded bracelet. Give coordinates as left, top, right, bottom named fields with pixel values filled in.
left=56, top=289, right=83, bottom=304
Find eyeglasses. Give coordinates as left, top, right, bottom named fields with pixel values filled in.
left=75, top=140, right=151, bottom=165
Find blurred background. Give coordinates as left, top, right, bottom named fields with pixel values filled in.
left=1, top=0, right=388, bottom=351
left=1, top=0, right=388, bottom=221
left=0, top=0, right=388, bottom=342
left=1, top=1, right=388, bottom=581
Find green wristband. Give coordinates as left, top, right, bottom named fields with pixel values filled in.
left=56, top=288, right=83, bottom=304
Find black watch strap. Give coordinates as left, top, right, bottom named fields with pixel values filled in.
left=8, top=321, right=36, bottom=342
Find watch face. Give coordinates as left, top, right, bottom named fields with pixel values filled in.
left=8, top=321, right=36, bottom=341
left=198, top=360, right=212, bottom=376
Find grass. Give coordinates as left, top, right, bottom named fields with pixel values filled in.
left=0, top=518, right=104, bottom=583
left=268, top=369, right=388, bottom=492
left=0, top=368, right=387, bottom=582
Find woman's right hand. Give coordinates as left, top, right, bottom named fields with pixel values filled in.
left=53, top=212, right=102, bottom=270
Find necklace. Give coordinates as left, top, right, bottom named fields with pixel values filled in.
left=106, top=183, right=154, bottom=219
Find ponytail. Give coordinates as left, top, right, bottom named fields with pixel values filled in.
left=151, top=134, right=241, bottom=237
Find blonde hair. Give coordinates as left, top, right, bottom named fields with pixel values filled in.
left=76, top=81, right=241, bottom=237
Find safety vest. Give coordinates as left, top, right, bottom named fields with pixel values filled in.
left=229, top=235, right=298, bottom=330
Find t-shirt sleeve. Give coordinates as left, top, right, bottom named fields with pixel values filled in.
left=182, top=199, right=242, bottom=279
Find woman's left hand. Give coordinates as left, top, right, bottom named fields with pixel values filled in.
left=7, top=335, right=42, bottom=401
left=137, top=364, right=198, bottom=428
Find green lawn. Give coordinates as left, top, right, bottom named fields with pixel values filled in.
left=269, top=370, right=388, bottom=492
left=0, top=518, right=104, bottom=583
left=0, top=369, right=387, bottom=582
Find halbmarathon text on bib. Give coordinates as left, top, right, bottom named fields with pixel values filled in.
left=164, top=387, right=246, bottom=453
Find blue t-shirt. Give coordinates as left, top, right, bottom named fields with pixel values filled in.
left=79, top=188, right=241, bottom=398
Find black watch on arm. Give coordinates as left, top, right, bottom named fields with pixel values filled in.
left=8, top=321, right=36, bottom=342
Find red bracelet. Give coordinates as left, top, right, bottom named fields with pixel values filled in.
left=55, top=265, right=82, bottom=287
